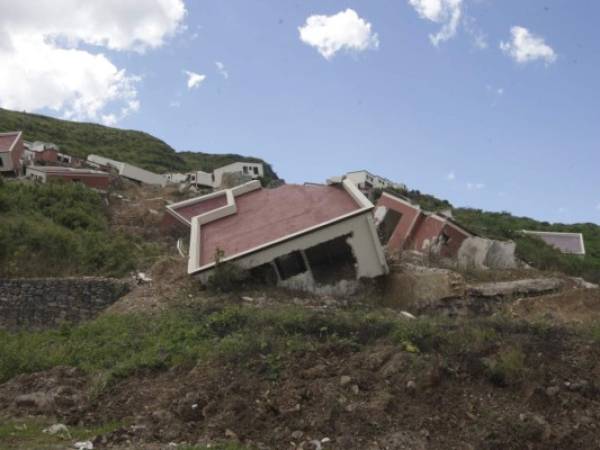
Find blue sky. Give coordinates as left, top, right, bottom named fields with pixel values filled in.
left=1, top=1, right=599, bottom=224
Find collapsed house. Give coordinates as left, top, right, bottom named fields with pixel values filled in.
left=344, top=170, right=406, bottom=196
left=375, top=191, right=473, bottom=258
left=22, top=141, right=59, bottom=164
left=0, top=131, right=24, bottom=175
left=165, top=161, right=265, bottom=189
left=25, top=166, right=110, bottom=191
left=522, top=230, right=586, bottom=256
left=87, top=154, right=166, bottom=186
left=163, top=179, right=389, bottom=291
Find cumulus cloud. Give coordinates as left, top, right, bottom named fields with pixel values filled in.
left=446, top=171, right=456, bottom=181
left=408, top=0, right=463, bottom=46
left=299, top=9, right=379, bottom=60
left=185, top=71, right=206, bottom=89
left=215, top=61, right=229, bottom=79
left=0, top=1, right=186, bottom=124
left=500, top=26, right=557, bottom=65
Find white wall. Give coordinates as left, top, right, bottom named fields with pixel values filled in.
left=213, top=162, right=264, bottom=187
left=0, top=153, right=14, bottom=172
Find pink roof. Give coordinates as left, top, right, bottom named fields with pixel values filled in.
left=28, top=166, right=108, bottom=176
left=0, top=132, right=20, bottom=153
left=172, top=194, right=228, bottom=223
left=524, top=231, right=585, bottom=255
left=198, top=184, right=362, bottom=266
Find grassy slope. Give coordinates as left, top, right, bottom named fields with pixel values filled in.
left=0, top=108, right=278, bottom=178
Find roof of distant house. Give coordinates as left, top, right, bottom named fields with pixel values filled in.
left=27, top=166, right=109, bottom=176
left=166, top=180, right=373, bottom=273
left=523, top=230, right=586, bottom=255
left=0, top=131, right=22, bottom=153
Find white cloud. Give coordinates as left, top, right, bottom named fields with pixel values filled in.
left=500, top=26, right=557, bottom=65
left=463, top=16, right=487, bottom=49
left=0, top=1, right=186, bottom=124
left=184, top=71, right=206, bottom=90
left=299, top=9, right=379, bottom=60
left=467, top=182, right=485, bottom=190
left=215, top=61, right=229, bottom=79
left=408, top=0, right=463, bottom=46
left=446, top=171, right=456, bottom=181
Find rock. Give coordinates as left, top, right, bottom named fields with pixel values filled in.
left=383, top=265, right=465, bottom=310
left=74, top=442, right=94, bottom=450
left=400, top=311, right=416, bottom=319
left=458, top=237, right=520, bottom=270
left=571, top=277, right=599, bottom=289
left=468, top=278, right=563, bottom=299
left=546, top=386, right=560, bottom=397
left=15, top=392, right=52, bottom=412
left=351, top=385, right=360, bottom=395
left=43, top=423, right=71, bottom=438
left=340, top=376, right=352, bottom=386
left=406, top=380, right=417, bottom=394
left=291, top=430, right=304, bottom=440
left=241, top=296, right=254, bottom=302
left=225, top=429, right=238, bottom=441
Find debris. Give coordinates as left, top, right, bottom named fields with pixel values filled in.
left=400, top=311, right=416, bottom=319
left=291, top=430, right=304, bottom=440
left=43, top=423, right=71, bottom=438
left=340, top=375, right=352, bottom=386
left=74, top=442, right=94, bottom=450
left=406, top=380, right=417, bottom=394
left=224, top=429, right=238, bottom=441
left=241, top=296, right=254, bottom=302
left=136, top=272, right=153, bottom=284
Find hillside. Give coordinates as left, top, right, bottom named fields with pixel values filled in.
left=0, top=108, right=278, bottom=178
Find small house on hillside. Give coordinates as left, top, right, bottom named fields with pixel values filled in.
left=0, top=131, right=24, bottom=175
left=23, top=141, right=59, bottom=164
left=163, top=179, right=388, bottom=291
left=87, top=154, right=166, bottom=186
left=522, top=230, right=586, bottom=256
left=344, top=170, right=406, bottom=195
left=185, top=162, right=265, bottom=188
left=375, top=192, right=473, bottom=258
left=26, top=166, right=110, bottom=191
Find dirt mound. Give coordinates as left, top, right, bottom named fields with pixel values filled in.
left=4, top=331, right=600, bottom=450
left=509, top=288, right=600, bottom=324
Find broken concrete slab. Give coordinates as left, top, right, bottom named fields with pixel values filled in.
left=383, top=264, right=465, bottom=310
left=467, top=278, right=564, bottom=299
left=458, top=237, right=520, bottom=271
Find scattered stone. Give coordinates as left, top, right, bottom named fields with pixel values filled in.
left=340, top=375, right=352, bottom=386
left=241, top=296, right=254, bottom=302
left=406, top=380, right=417, bottom=394
left=400, top=311, right=416, bottom=319
left=351, top=384, right=360, bottom=395
left=74, top=442, right=93, bottom=450
left=43, top=423, right=71, bottom=438
left=546, top=386, right=560, bottom=397
left=225, top=429, right=238, bottom=441
left=291, top=430, right=304, bottom=440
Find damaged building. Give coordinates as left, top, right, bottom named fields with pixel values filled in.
left=522, top=230, right=586, bottom=256
left=163, top=179, right=388, bottom=292
left=375, top=191, right=473, bottom=258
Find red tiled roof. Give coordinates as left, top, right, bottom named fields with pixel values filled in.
left=198, top=184, right=362, bottom=266
left=0, top=132, right=20, bottom=153
left=524, top=231, right=585, bottom=255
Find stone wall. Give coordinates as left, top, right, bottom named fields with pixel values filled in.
left=0, top=278, right=130, bottom=330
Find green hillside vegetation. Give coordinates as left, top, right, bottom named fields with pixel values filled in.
left=0, top=108, right=278, bottom=178
left=0, top=178, right=160, bottom=278
left=454, top=208, right=600, bottom=283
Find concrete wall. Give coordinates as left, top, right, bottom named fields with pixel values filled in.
left=0, top=278, right=129, bottom=330
left=0, top=134, right=24, bottom=173
left=376, top=194, right=421, bottom=252
left=213, top=162, right=263, bottom=187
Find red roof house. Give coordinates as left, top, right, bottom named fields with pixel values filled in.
left=164, top=180, right=388, bottom=288
left=0, top=131, right=24, bottom=175
left=26, top=166, right=110, bottom=191
left=522, top=231, right=586, bottom=256
left=375, top=192, right=473, bottom=258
